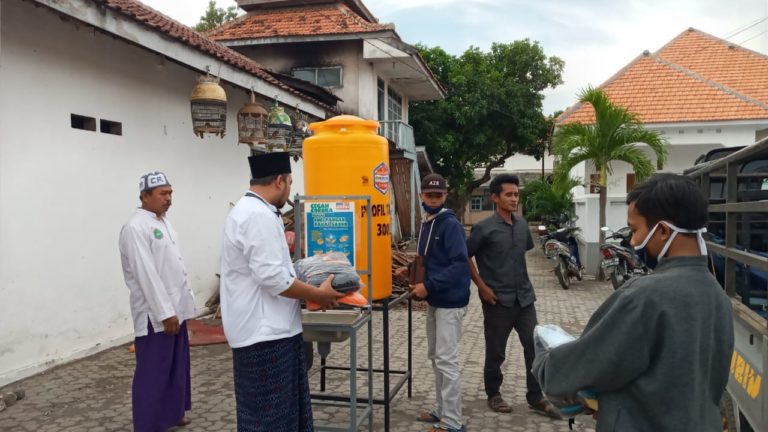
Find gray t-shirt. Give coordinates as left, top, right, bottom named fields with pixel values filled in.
left=467, top=213, right=535, bottom=307
left=533, top=256, right=734, bottom=432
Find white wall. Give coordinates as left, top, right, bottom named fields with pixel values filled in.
left=501, top=151, right=554, bottom=173
left=0, top=1, right=287, bottom=384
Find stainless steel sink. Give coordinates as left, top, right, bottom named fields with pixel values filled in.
left=301, top=310, right=362, bottom=343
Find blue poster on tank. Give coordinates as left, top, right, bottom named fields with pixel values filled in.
left=305, top=201, right=356, bottom=266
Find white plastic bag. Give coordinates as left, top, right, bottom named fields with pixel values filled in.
left=533, top=324, right=598, bottom=417
left=533, top=324, right=576, bottom=357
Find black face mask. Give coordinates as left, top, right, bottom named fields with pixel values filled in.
left=422, top=202, right=444, bottom=215
left=636, top=247, right=658, bottom=270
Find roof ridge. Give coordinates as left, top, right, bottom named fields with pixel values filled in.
left=660, top=27, right=768, bottom=63
left=650, top=53, right=768, bottom=111
left=556, top=52, right=648, bottom=124
left=204, top=9, right=254, bottom=38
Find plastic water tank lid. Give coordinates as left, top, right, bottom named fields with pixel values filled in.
left=309, top=115, right=380, bottom=133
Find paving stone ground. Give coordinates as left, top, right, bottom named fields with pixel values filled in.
left=0, top=245, right=612, bottom=431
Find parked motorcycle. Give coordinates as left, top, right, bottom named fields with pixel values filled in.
left=538, top=222, right=584, bottom=290
left=600, top=226, right=651, bottom=289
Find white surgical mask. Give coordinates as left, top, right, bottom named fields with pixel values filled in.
left=634, top=221, right=707, bottom=260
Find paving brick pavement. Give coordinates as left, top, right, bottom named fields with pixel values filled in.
left=0, top=247, right=612, bottom=431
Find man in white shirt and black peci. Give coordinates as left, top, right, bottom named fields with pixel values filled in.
left=220, top=152, right=343, bottom=431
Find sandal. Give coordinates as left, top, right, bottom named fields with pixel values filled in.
left=529, top=398, right=564, bottom=420
left=487, top=394, right=512, bottom=413
left=430, top=421, right=466, bottom=432
left=177, top=416, right=192, bottom=426
left=417, top=410, right=441, bottom=423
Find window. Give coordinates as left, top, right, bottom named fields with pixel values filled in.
left=386, top=87, right=403, bottom=143
left=470, top=197, right=483, bottom=212
left=291, top=66, right=343, bottom=88
left=71, top=114, right=96, bottom=131
left=387, top=87, right=402, bottom=122
left=377, top=78, right=386, bottom=121
left=100, top=119, right=123, bottom=136
left=626, top=173, right=636, bottom=193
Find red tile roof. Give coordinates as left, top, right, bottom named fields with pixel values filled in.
left=95, top=0, right=338, bottom=112
left=206, top=3, right=394, bottom=41
left=558, top=28, right=768, bottom=125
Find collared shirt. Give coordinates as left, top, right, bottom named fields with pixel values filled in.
left=467, top=212, right=535, bottom=307
left=119, top=208, right=197, bottom=337
left=220, top=191, right=300, bottom=348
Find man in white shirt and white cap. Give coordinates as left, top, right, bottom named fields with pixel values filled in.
left=119, top=171, right=196, bottom=431
left=220, top=152, right=343, bottom=431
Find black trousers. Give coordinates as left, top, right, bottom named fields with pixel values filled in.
left=482, top=301, right=542, bottom=405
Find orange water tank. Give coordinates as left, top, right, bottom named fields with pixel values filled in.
left=304, top=115, right=392, bottom=300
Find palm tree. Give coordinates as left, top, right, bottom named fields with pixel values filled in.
left=552, top=87, right=668, bottom=254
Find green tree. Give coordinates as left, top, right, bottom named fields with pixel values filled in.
left=410, top=41, right=565, bottom=216
left=194, top=0, right=238, bottom=32
left=552, top=86, right=669, bottom=248
left=521, top=176, right=581, bottom=223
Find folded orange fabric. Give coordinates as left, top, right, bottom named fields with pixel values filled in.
left=306, top=291, right=368, bottom=311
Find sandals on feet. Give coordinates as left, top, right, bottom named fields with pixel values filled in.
left=430, top=421, right=466, bottom=432
left=529, top=398, right=564, bottom=420
left=487, top=394, right=512, bottom=413
left=417, top=410, right=441, bottom=423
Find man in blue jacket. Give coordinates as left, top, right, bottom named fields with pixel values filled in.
left=400, top=173, right=471, bottom=432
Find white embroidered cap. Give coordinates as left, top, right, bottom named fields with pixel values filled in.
left=139, top=171, right=171, bottom=192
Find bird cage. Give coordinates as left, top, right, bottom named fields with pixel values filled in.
left=237, top=91, right=268, bottom=151
left=190, top=74, right=227, bottom=138
left=266, top=104, right=293, bottom=151
left=287, top=107, right=312, bottom=159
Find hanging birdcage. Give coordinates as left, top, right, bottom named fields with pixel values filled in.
left=237, top=91, right=268, bottom=151
left=190, top=74, right=227, bottom=138
left=287, top=107, right=312, bottom=159
left=266, top=103, right=293, bottom=151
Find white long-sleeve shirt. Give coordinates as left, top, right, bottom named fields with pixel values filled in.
left=119, top=208, right=196, bottom=337
left=220, top=192, right=300, bottom=348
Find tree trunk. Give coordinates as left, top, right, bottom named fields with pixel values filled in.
left=447, top=189, right=469, bottom=224
left=597, top=166, right=608, bottom=280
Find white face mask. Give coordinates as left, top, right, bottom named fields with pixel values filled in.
left=634, top=221, right=707, bottom=260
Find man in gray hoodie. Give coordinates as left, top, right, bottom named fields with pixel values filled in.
left=533, top=173, right=734, bottom=432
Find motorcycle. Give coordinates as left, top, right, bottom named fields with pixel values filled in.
left=600, top=226, right=651, bottom=289
left=538, top=221, right=585, bottom=290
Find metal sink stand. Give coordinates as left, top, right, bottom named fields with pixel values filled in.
left=294, top=195, right=374, bottom=432
left=316, top=292, right=413, bottom=432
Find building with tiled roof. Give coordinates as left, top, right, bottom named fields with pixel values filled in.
left=206, top=3, right=394, bottom=40
left=558, top=28, right=768, bottom=125
left=556, top=28, right=768, bottom=271
left=208, top=0, right=446, bottom=239
left=0, top=0, right=338, bottom=386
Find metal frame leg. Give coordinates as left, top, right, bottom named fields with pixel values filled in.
left=408, top=294, right=412, bottom=398
left=383, top=297, right=391, bottom=432
left=350, top=332, right=357, bottom=430
left=368, top=315, right=373, bottom=432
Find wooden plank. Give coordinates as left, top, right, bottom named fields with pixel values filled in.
left=709, top=201, right=768, bottom=213
left=731, top=299, right=768, bottom=336
left=708, top=243, right=768, bottom=271
left=390, top=156, right=414, bottom=238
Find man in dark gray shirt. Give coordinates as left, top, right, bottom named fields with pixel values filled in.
left=533, top=174, right=734, bottom=431
left=467, top=174, right=559, bottom=418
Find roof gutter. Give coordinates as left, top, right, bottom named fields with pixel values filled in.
left=32, top=0, right=328, bottom=118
